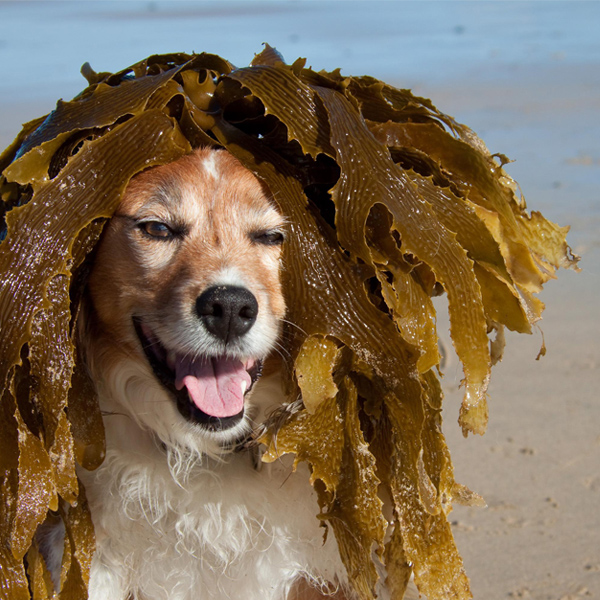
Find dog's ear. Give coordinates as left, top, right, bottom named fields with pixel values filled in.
left=68, top=219, right=107, bottom=334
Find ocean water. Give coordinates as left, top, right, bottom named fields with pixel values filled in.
left=1, top=1, right=598, bottom=101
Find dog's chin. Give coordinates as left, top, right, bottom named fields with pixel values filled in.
left=132, top=317, right=263, bottom=438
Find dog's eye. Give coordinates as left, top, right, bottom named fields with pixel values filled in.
left=139, top=221, right=173, bottom=239
left=251, top=230, right=285, bottom=246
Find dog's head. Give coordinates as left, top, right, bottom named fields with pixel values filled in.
left=84, top=148, right=286, bottom=456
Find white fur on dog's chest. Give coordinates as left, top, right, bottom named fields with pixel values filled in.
left=81, top=432, right=344, bottom=600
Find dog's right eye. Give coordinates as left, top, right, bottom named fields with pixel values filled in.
left=251, top=229, right=285, bottom=246
left=139, top=221, right=173, bottom=239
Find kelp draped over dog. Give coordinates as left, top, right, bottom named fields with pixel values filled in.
left=0, top=47, right=577, bottom=599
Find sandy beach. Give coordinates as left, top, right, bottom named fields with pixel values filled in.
left=416, top=65, right=600, bottom=600
left=1, top=2, right=598, bottom=599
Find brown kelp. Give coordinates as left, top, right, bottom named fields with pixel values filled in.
left=0, top=47, right=578, bottom=599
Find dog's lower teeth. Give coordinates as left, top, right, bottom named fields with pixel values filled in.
left=241, top=380, right=247, bottom=395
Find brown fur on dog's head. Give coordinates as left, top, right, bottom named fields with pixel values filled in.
left=83, top=148, right=286, bottom=449
left=89, top=148, right=286, bottom=350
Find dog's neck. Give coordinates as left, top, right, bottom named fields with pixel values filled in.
left=91, top=360, right=286, bottom=478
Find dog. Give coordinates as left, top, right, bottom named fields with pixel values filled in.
left=71, top=148, right=351, bottom=600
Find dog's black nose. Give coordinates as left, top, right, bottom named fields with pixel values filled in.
left=196, top=285, right=258, bottom=342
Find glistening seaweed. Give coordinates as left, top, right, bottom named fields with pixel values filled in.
left=0, top=46, right=578, bottom=600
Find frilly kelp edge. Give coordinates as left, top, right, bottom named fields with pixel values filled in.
left=0, top=46, right=578, bottom=600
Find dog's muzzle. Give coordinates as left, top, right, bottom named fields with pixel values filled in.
left=132, top=286, right=264, bottom=431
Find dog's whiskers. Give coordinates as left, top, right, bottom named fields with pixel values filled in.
left=270, top=340, right=291, bottom=362
left=281, top=318, right=308, bottom=337
left=101, top=409, right=130, bottom=418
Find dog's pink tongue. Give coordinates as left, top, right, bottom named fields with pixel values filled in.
left=174, top=356, right=251, bottom=418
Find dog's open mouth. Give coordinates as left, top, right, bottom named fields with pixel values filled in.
left=133, top=318, right=262, bottom=431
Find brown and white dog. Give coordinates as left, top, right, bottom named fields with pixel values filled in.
left=74, top=148, right=351, bottom=600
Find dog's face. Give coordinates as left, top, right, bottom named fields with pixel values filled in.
left=85, top=148, right=286, bottom=452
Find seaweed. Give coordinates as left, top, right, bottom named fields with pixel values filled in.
left=0, top=46, right=578, bottom=600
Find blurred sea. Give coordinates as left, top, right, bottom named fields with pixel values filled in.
left=2, top=1, right=599, bottom=99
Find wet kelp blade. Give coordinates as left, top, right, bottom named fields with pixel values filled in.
left=1, top=109, right=190, bottom=599
left=208, top=102, right=468, bottom=597
left=212, top=55, right=575, bottom=599
left=0, top=48, right=578, bottom=600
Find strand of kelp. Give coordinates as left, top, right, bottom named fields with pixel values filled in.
left=0, top=47, right=577, bottom=600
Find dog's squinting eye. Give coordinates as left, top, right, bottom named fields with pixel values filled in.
left=251, top=230, right=285, bottom=246
left=139, top=221, right=174, bottom=239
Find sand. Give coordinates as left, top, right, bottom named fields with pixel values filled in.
left=416, top=67, right=600, bottom=600
left=1, top=2, right=598, bottom=599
